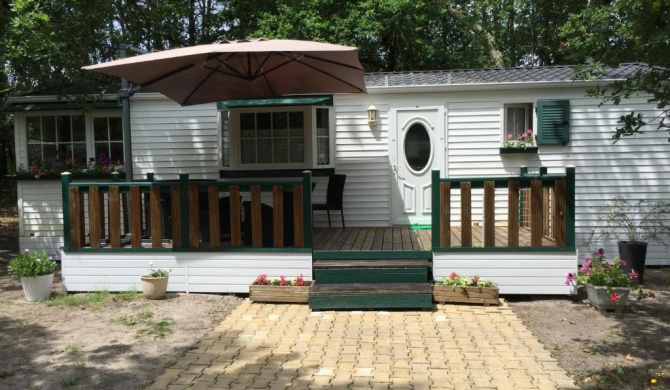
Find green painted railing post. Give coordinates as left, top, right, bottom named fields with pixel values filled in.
left=519, top=166, right=528, bottom=177
left=61, top=172, right=72, bottom=251
left=431, top=170, right=441, bottom=250
left=179, top=174, right=190, bottom=249
left=302, top=170, right=313, bottom=248
left=566, top=166, right=576, bottom=248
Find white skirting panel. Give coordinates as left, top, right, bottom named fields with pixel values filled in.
left=433, top=251, right=578, bottom=295
left=61, top=252, right=312, bottom=293
left=19, top=236, right=65, bottom=259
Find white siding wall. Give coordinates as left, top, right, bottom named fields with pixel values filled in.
left=61, top=252, right=312, bottom=293
left=330, top=96, right=391, bottom=226
left=16, top=181, right=64, bottom=256
left=433, top=251, right=577, bottom=294
left=345, top=88, right=670, bottom=265
left=130, top=96, right=219, bottom=181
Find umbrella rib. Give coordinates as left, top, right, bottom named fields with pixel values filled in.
left=182, top=64, right=220, bottom=105
left=212, top=56, right=251, bottom=79
left=300, top=53, right=365, bottom=71
left=142, top=63, right=197, bottom=88
left=294, top=60, right=367, bottom=93
left=250, top=53, right=274, bottom=79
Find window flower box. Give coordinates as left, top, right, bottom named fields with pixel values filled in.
left=432, top=285, right=500, bottom=306
left=249, top=274, right=312, bottom=303
left=499, top=147, right=538, bottom=154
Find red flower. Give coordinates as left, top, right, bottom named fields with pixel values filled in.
left=609, top=293, right=620, bottom=303
left=649, top=291, right=656, bottom=299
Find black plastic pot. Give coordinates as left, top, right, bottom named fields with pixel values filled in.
left=618, top=241, right=648, bottom=284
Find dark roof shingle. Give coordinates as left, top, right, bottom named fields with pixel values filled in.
left=364, top=63, right=647, bottom=88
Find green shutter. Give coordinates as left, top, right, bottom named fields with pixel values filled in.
left=536, top=100, right=570, bottom=145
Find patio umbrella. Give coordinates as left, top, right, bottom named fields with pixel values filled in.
left=83, top=39, right=366, bottom=106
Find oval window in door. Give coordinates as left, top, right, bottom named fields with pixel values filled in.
left=404, top=123, right=432, bottom=172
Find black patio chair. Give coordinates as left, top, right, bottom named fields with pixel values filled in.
left=312, top=174, right=346, bottom=227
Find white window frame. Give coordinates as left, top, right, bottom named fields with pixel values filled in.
left=221, top=105, right=335, bottom=170
left=17, top=110, right=123, bottom=169
left=502, top=103, right=534, bottom=146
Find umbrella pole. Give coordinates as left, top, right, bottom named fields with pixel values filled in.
left=119, top=44, right=133, bottom=182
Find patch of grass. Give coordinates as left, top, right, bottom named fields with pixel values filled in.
left=549, top=343, right=564, bottom=359
left=115, top=290, right=141, bottom=301
left=138, top=318, right=175, bottom=339
left=60, top=376, right=81, bottom=388
left=111, top=309, right=175, bottom=339
left=0, top=370, right=14, bottom=379
left=205, top=309, right=218, bottom=316
left=45, top=290, right=111, bottom=309
left=109, top=339, right=119, bottom=344
left=112, top=315, right=139, bottom=326
left=598, top=363, right=631, bottom=387
left=584, top=345, right=601, bottom=355
left=50, top=344, right=82, bottom=355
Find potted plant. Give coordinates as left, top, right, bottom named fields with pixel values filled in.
left=8, top=249, right=58, bottom=301
left=140, top=262, right=170, bottom=300
left=433, top=272, right=499, bottom=306
left=500, top=129, right=538, bottom=154
left=249, top=274, right=313, bottom=303
left=585, top=196, right=670, bottom=283
left=566, top=248, right=655, bottom=312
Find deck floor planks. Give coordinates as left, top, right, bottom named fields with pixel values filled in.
left=312, top=226, right=556, bottom=251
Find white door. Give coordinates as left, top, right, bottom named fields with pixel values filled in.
left=390, top=107, right=444, bottom=225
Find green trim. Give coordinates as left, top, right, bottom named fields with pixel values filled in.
left=61, top=174, right=72, bottom=249
left=5, top=100, right=120, bottom=112
left=431, top=170, right=440, bottom=250
left=179, top=174, right=189, bottom=249
left=409, top=224, right=431, bottom=230
left=566, top=166, right=576, bottom=247
left=499, top=147, right=538, bottom=154
left=312, top=251, right=432, bottom=260
left=309, top=294, right=433, bottom=310
left=302, top=171, right=313, bottom=248
left=220, top=168, right=334, bottom=178
left=438, top=175, right=566, bottom=189
left=433, top=247, right=576, bottom=253
left=217, top=95, right=333, bottom=109
left=314, top=268, right=428, bottom=284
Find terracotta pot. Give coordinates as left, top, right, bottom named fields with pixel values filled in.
left=141, top=276, right=169, bottom=300
left=20, top=274, right=54, bottom=302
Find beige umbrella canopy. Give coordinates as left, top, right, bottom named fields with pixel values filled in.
left=83, top=39, right=367, bottom=106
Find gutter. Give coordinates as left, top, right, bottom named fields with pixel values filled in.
left=365, top=79, right=624, bottom=94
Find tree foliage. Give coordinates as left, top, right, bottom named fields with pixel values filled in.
left=561, top=0, right=670, bottom=141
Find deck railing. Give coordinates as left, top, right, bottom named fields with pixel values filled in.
left=431, top=167, right=575, bottom=251
left=61, top=171, right=313, bottom=252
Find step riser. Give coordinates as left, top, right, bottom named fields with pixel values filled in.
left=309, top=294, right=433, bottom=310
left=315, top=268, right=428, bottom=284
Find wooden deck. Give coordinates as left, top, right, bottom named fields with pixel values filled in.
left=313, top=226, right=556, bottom=251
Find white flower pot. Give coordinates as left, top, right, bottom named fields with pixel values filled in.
left=585, top=284, right=631, bottom=312
left=20, top=274, right=54, bottom=302
left=141, top=276, right=169, bottom=300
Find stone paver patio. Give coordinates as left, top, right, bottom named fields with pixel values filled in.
left=147, top=301, right=579, bottom=390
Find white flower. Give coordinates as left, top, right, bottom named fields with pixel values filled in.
left=35, top=258, right=41, bottom=262
left=24, top=248, right=30, bottom=253
left=149, top=261, right=154, bottom=267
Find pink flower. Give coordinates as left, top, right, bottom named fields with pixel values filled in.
left=471, top=275, right=480, bottom=284
left=295, top=274, right=305, bottom=286
left=620, top=259, right=627, bottom=266
left=628, top=269, right=638, bottom=280
left=580, top=263, right=590, bottom=271
left=526, top=128, right=533, bottom=135
left=507, top=134, right=512, bottom=140
left=449, top=272, right=459, bottom=279
left=565, top=273, right=574, bottom=285
left=610, top=293, right=620, bottom=303
left=584, top=258, right=592, bottom=265
left=649, top=291, right=656, bottom=299
left=587, top=269, right=593, bottom=276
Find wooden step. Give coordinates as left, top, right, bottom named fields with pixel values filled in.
left=309, top=283, right=433, bottom=310
left=313, top=259, right=431, bottom=268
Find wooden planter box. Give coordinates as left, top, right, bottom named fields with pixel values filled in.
left=249, top=281, right=313, bottom=303
left=433, top=285, right=500, bottom=306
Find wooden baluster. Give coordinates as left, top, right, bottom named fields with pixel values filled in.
left=460, top=182, right=472, bottom=247
left=130, top=187, right=142, bottom=248
left=251, top=185, right=262, bottom=247
left=229, top=186, right=242, bottom=247
left=88, top=187, right=102, bottom=248
left=272, top=185, right=284, bottom=248
left=440, top=182, right=451, bottom=247
left=209, top=185, right=220, bottom=247
left=188, top=185, right=200, bottom=248
left=508, top=181, right=520, bottom=247
left=483, top=181, right=495, bottom=247
left=293, top=184, right=304, bottom=248
left=69, top=187, right=82, bottom=248
left=150, top=186, right=162, bottom=248
left=554, top=180, right=567, bottom=247
left=530, top=180, right=543, bottom=247
left=170, top=186, right=181, bottom=248
left=109, top=186, right=121, bottom=248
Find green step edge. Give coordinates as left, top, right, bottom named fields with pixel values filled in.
left=314, top=268, right=428, bottom=284
left=309, top=294, right=433, bottom=310
left=312, top=251, right=432, bottom=260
